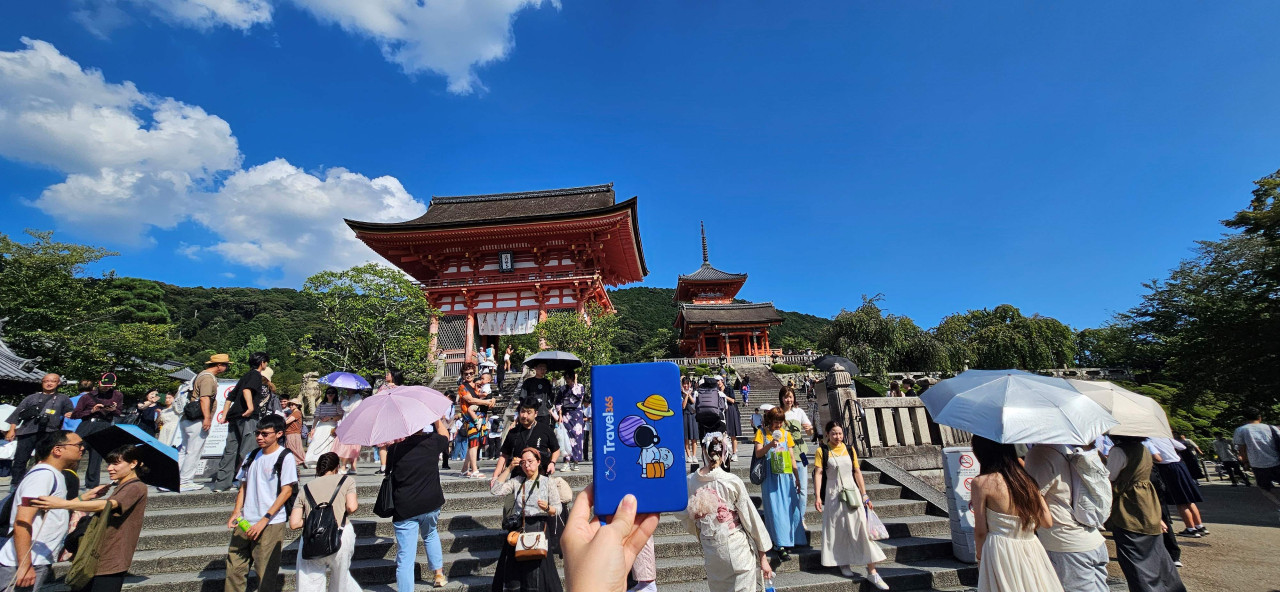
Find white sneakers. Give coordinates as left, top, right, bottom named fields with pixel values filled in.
left=179, top=483, right=204, bottom=493
left=867, top=572, right=890, bottom=590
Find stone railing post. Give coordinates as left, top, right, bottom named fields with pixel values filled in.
left=824, top=363, right=860, bottom=453
left=300, top=371, right=320, bottom=416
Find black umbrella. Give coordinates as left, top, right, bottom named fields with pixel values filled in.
left=82, top=424, right=180, bottom=491
left=811, top=355, right=860, bottom=375
left=522, top=350, right=583, bottom=372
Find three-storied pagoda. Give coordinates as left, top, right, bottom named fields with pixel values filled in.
left=346, top=184, right=647, bottom=368
left=673, top=223, right=782, bottom=357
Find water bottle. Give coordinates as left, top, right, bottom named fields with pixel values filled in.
left=764, top=577, right=775, bottom=592
left=236, top=517, right=252, bottom=532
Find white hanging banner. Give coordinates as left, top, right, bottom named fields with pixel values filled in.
left=478, top=310, right=539, bottom=335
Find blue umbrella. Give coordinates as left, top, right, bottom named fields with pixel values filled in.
left=82, top=424, right=180, bottom=491
left=319, top=372, right=371, bottom=390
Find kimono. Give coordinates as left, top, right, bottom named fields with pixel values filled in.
left=555, top=383, right=587, bottom=463
left=679, top=467, right=773, bottom=592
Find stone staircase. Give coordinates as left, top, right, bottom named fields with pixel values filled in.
left=28, top=453, right=981, bottom=592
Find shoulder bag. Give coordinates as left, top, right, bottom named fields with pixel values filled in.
left=373, top=463, right=395, bottom=518
left=63, top=503, right=113, bottom=590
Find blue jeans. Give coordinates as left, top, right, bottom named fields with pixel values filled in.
left=451, top=439, right=466, bottom=461
left=393, top=508, right=443, bottom=591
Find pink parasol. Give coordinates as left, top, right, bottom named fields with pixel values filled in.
left=334, top=385, right=452, bottom=447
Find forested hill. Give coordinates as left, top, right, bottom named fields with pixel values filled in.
left=126, top=282, right=829, bottom=371
left=608, top=286, right=830, bottom=360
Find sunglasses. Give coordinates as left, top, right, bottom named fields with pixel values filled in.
left=255, top=430, right=281, bottom=437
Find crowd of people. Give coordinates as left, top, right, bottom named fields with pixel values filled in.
left=2, top=355, right=1279, bottom=592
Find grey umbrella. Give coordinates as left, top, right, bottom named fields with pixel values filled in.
left=522, top=350, right=583, bottom=372
left=811, top=354, right=860, bottom=375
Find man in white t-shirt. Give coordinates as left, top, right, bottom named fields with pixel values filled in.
left=0, top=430, right=83, bottom=591
left=224, top=414, right=298, bottom=592
left=1024, top=445, right=1110, bottom=592
left=1233, top=409, right=1280, bottom=509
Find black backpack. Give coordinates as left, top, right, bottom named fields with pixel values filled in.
left=300, top=475, right=348, bottom=559
left=242, top=448, right=298, bottom=517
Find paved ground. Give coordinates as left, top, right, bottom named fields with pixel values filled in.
left=1162, top=478, right=1280, bottom=592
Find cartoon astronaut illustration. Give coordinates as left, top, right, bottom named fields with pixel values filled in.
left=617, top=393, right=677, bottom=479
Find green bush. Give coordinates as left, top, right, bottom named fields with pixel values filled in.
left=771, top=363, right=805, bottom=374
left=854, top=376, right=888, bottom=397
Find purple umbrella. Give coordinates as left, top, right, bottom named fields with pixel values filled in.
left=334, top=385, right=452, bottom=447
left=319, top=372, right=371, bottom=390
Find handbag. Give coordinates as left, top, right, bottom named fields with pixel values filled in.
left=64, top=504, right=112, bottom=590
left=373, top=465, right=395, bottom=518
left=514, top=528, right=548, bottom=561
left=749, top=453, right=766, bottom=485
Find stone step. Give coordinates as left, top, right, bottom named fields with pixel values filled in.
left=48, top=531, right=959, bottom=590
left=143, top=471, right=597, bottom=510
left=86, top=528, right=952, bottom=580
left=41, top=554, right=978, bottom=592
left=139, top=482, right=919, bottom=531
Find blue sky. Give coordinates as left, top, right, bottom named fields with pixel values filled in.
left=1, top=1, right=1276, bottom=330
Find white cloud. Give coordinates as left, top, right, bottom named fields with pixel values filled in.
left=287, top=0, right=559, bottom=93
left=70, top=0, right=558, bottom=94
left=199, top=158, right=424, bottom=282
left=130, top=0, right=272, bottom=30
left=0, top=39, right=427, bottom=283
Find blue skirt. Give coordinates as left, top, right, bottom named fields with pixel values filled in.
left=1156, top=461, right=1203, bottom=505
left=683, top=410, right=699, bottom=442
left=761, top=469, right=808, bottom=547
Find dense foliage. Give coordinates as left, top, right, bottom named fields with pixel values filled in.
left=301, top=263, right=440, bottom=385
left=0, top=231, right=175, bottom=397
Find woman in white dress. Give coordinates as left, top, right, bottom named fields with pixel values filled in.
left=305, top=387, right=343, bottom=466
left=971, top=435, right=1064, bottom=592
left=679, top=432, right=775, bottom=592
left=812, top=422, right=888, bottom=589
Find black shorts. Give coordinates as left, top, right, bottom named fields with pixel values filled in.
left=1254, top=465, right=1280, bottom=491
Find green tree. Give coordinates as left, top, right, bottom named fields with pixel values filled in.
left=103, top=277, right=171, bottom=324
left=300, top=263, right=440, bottom=384
left=533, top=303, right=618, bottom=382
left=0, top=230, right=176, bottom=392
left=817, top=296, right=954, bottom=377
left=934, top=304, right=1076, bottom=370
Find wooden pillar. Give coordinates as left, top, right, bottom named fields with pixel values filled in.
left=429, top=316, right=440, bottom=354
left=722, top=332, right=731, bottom=357
left=464, top=312, right=476, bottom=362
left=763, top=331, right=771, bottom=355
left=537, top=306, right=549, bottom=350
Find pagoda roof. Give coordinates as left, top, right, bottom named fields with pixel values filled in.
left=678, top=263, right=747, bottom=282
left=678, top=302, right=783, bottom=325
left=0, top=328, right=44, bottom=384
left=345, top=184, right=619, bottom=232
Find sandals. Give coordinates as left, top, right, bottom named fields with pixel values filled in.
left=433, top=573, right=448, bottom=588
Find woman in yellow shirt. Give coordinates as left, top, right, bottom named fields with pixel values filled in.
left=813, top=421, right=888, bottom=589
left=753, top=407, right=807, bottom=561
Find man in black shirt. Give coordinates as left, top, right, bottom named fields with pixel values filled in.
left=4, top=373, right=73, bottom=490
left=492, top=400, right=559, bottom=485
left=210, top=351, right=268, bottom=491
left=517, top=362, right=554, bottom=427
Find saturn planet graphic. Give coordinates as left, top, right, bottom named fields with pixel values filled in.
left=636, top=394, right=675, bottom=421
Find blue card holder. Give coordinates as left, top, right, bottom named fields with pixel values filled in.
left=591, top=362, right=688, bottom=516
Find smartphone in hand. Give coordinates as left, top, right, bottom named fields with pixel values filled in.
left=592, top=362, right=687, bottom=516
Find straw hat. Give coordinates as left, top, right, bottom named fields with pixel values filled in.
left=261, top=367, right=274, bottom=381
left=204, top=353, right=231, bottom=366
